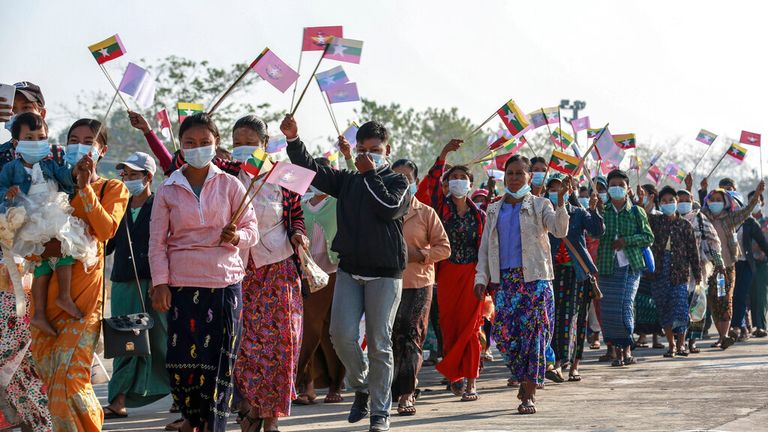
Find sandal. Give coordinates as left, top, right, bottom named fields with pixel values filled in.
left=624, top=356, right=638, bottom=365
left=323, top=393, right=343, bottom=404
left=676, top=349, right=689, bottom=357
left=589, top=340, right=601, bottom=350
left=721, top=337, right=735, bottom=350
left=293, top=394, right=316, bottom=405
left=611, top=358, right=624, bottom=367
left=397, top=404, right=416, bottom=416
left=688, top=343, right=701, bottom=354
left=663, top=351, right=676, bottom=358
left=545, top=370, right=565, bottom=383
left=568, top=373, right=582, bottom=382
left=240, top=413, right=264, bottom=432
left=103, top=406, right=128, bottom=419
left=449, top=379, right=466, bottom=396
left=461, top=391, right=479, bottom=402
left=517, top=399, right=536, bottom=415
left=711, top=341, right=722, bottom=348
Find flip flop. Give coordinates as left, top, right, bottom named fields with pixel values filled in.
left=461, top=391, right=479, bottom=402
left=589, top=341, right=601, bottom=350
left=103, top=406, right=127, bottom=419
left=624, top=356, right=638, bottom=365
left=545, top=370, right=565, bottom=383
left=611, top=358, right=624, bottom=367
left=397, top=404, right=416, bottom=416
left=517, top=400, right=536, bottom=415
left=568, top=374, right=582, bottom=382
left=323, top=393, right=344, bottom=403
left=721, top=337, right=735, bottom=350
left=293, top=394, right=316, bottom=405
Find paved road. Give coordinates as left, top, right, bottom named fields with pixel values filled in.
left=99, top=336, right=768, bottom=431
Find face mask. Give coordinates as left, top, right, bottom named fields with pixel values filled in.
left=506, top=184, right=531, bottom=199
left=4, top=115, right=15, bottom=132
left=448, top=179, right=470, bottom=197
left=123, top=179, right=146, bottom=196
left=578, top=197, right=590, bottom=208
left=409, top=182, right=417, bottom=196
left=677, top=202, right=693, bottom=215
left=660, top=203, right=677, bottom=216
left=549, top=191, right=568, bottom=207
left=642, top=196, right=649, bottom=206
left=232, top=145, right=259, bottom=162
left=531, top=172, right=545, bottom=186
left=608, top=186, right=626, bottom=200
left=64, top=144, right=100, bottom=165
left=708, top=201, right=725, bottom=215
left=16, top=139, right=50, bottom=164
left=367, top=152, right=386, bottom=169
left=599, top=192, right=609, bottom=203
left=183, top=145, right=216, bottom=169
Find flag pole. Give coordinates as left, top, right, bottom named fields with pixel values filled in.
left=98, top=64, right=130, bottom=110
left=207, top=64, right=253, bottom=115
left=465, top=111, right=499, bottom=140
left=705, top=147, right=730, bottom=179
left=291, top=44, right=331, bottom=116
left=690, top=140, right=715, bottom=176
left=289, top=49, right=304, bottom=113
left=576, top=123, right=609, bottom=174
left=93, top=89, right=119, bottom=144
left=316, top=78, right=340, bottom=135
left=169, top=117, right=179, bottom=151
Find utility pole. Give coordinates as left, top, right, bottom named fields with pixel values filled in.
left=559, top=99, right=586, bottom=122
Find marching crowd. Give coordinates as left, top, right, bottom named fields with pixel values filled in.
left=0, top=80, right=767, bottom=432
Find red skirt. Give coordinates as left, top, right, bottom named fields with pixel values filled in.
left=435, top=262, right=483, bottom=381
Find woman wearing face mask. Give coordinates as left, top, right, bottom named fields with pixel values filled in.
left=30, top=118, right=130, bottom=431
left=103, top=152, right=172, bottom=422
left=149, top=113, right=259, bottom=432
left=634, top=183, right=664, bottom=351
left=415, top=139, right=485, bottom=401
left=545, top=174, right=604, bottom=381
left=295, top=157, right=346, bottom=407
left=529, top=156, right=548, bottom=196
left=644, top=186, right=701, bottom=357
left=223, top=116, right=308, bottom=432
left=596, top=170, right=654, bottom=367
left=389, top=158, right=450, bottom=415
left=700, top=181, right=765, bottom=349
left=475, top=155, right=569, bottom=414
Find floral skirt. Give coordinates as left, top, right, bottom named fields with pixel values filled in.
left=651, top=252, right=690, bottom=334
left=492, top=268, right=553, bottom=386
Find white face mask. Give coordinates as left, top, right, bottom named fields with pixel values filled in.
left=448, top=179, right=471, bottom=197
left=183, top=145, right=216, bottom=169
left=232, top=145, right=259, bottom=162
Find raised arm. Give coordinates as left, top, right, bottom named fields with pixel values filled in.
left=282, top=115, right=347, bottom=197
left=727, top=181, right=765, bottom=230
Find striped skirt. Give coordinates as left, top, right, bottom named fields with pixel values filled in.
left=599, top=262, right=641, bottom=348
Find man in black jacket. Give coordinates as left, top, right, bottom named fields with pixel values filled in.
left=282, top=115, right=408, bottom=432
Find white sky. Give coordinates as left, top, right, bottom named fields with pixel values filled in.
left=2, top=0, right=767, bottom=173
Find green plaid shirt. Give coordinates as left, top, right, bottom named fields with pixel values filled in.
left=598, top=200, right=655, bottom=274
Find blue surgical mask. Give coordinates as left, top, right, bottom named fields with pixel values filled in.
left=549, top=191, right=569, bottom=207
left=4, top=115, right=15, bottom=132
left=64, top=144, right=99, bottom=165
left=531, top=172, right=545, bottom=186
left=608, top=186, right=626, bottom=200
left=506, top=184, right=531, bottom=199
left=448, top=179, right=470, bottom=197
left=367, top=152, right=386, bottom=169
left=642, top=196, right=649, bottom=206
left=183, top=145, right=216, bottom=169
left=123, top=179, right=146, bottom=196
left=708, top=201, right=725, bottom=215
left=578, top=197, right=590, bottom=208
left=660, top=203, right=677, bottom=216
left=599, top=192, right=609, bottom=203
left=232, top=145, right=259, bottom=162
left=409, top=182, right=417, bottom=196
left=677, top=202, right=693, bottom=215
left=16, top=139, right=50, bottom=164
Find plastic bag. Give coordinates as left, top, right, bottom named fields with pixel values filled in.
left=298, top=248, right=329, bottom=293
left=689, top=282, right=707, bottom=322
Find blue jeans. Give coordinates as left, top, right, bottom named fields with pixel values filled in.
left=329, top=270, right=402, bottom=418
left=731, top=261, right=753, bottom=328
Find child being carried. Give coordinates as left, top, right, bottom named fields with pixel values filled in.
left=2, top=112, right=97, bottom=336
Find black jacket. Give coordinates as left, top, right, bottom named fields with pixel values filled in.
left=286, top=138, right=410, bottom=278
left=106, top=195, right=153, bottom=282
left=739, top=216, right=768, bottom=272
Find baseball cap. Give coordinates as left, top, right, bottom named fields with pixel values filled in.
left=471, top=189, right=489, bottom=200
left=116, top=152, right=156, bottom=175
left=13, top=82, right=45, bottom=107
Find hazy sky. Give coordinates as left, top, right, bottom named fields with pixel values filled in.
left=2, top=0, right=766, bottom=173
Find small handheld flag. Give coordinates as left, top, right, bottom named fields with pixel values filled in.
left=549, top=150, right=581, bottom=176
left=696, top=129, right=717, bottom=145
left=315, top=66, right=349, bottom=92
left=740, top=130, right=761, bottom=147
left=323, top=37, right=364, bottom=64
left=587, top=128, right=602, bottom=139
left=156, top=109, right=172, bottom=137
left=118, top=63, right=156, bottom=109
left=265, top=162, right=317, bottom=195
left=326, top=82, right=359, bottom=104
left=242, top=148, right=274, bottom=177
left=550, top=127, right=574, bottom=149
left=528, top=107, right=559, bottom=128
left=726, top=143, right=747, bottom=163
left=251, top=48, right=300, bottom=93
left=570, top=116, right=591, bottom=132
left=88, top=34, right=126, bottom=65
left=497, top=100, right=530, bottom=137
left=177, top=102, right=204, bottom=123
left=613, top=133, right=636, bottom=150
left=647, top=165, right=663, bottom=185
left=303, top=26, right=344, bottom=51
left=664, top=163, right=685, bottom=184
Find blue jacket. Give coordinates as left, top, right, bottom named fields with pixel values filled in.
left=549, top=204, right=605, bottom=281
left=0, top=157, right=75, bottom=199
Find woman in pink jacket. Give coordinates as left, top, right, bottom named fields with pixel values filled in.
left=149, top=113, right=259, bottom=432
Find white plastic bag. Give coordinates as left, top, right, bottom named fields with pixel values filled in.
left=689, top=283, right=707, bottom=322
left=298, top=248, right=329, bottom=293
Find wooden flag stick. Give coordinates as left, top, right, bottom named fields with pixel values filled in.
left=289, top=50, right=305, bottom=112
left=208, top=64, right=253, bottom=115
left=93, top=89, right=119, bottom=144
left=760, top=141, right=764, bottom=179
left=169, top=118, right=179, bottom=151
left=316, top=79, right=340, bottom=135
left=690, top=140, right=715, bottom=176
left=705, top=147, right=731, bottom=179
left=465, top=111, right=499, bottom=140
left=291, top=44, right=330, bottom=116
left=575, top=122, right=609, bottom=174
left=542, top=108, right=555, bottom=140
left=99, top=64, right=130, bottom=110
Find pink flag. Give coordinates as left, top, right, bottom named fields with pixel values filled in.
left=647, top=165, right=662, bottom=185
left=570, top=116, right=590, bottom=132
left=591, top=127, right=623, bottom=166
left=251, top=48, right=299, bottom=93
left=326, top=82, right=360, bottom=104
left=156, top=109, right=172, bottom=139
left=740, top=130, right=761, bottom=147
left=265, top=161, right=316, bottom=195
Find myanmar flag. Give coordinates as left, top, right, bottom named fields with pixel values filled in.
left=740, top=130, right=761, bottom=147
left=550, top=127, right=573, bottom=149
left=696, top=129, right=717, bottom=145
left=88, top=34, right=126, bottom=65
left=587, top=128, right=602, bottom=139
left=726, top=143, right=747, bottom=163
left=613, top=133, right=636, bottom=150
left=497, top=100, right=530, bottom=137
left=177, top=102, right=204, bottom=123
left=323, top=37, right=363, bottom=64
left=548, top=150, right=580, bottom=175
left=243, top=148, right=274, bottom=177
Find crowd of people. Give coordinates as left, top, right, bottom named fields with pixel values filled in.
left=0, top=80, right=766, bottom=432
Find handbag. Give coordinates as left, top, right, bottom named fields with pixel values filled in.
left=562, top=237, right=603, bottom=300
left=298, top=247, right=330, bottom=293
left=101, top=186, right=154, bottom=359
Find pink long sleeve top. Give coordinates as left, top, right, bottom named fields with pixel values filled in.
left=149, top=163, right=259, bottom=288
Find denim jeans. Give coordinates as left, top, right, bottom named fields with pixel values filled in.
left=329, top=270, right=402, bottom=418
